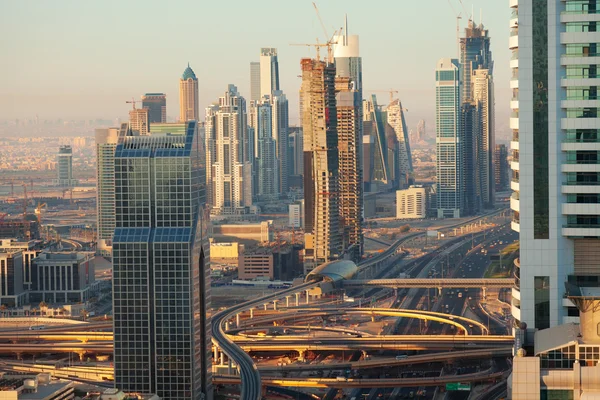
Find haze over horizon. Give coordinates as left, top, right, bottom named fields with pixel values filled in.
left=1, top=0, right=510, bottom=133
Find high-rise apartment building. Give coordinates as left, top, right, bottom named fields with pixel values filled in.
left=129, top=107, right=149, bottom=136
left=142, top=93, right=167, bottom=123
left=255, top=97, right=278, bottom=200
left=95, top=124, right=127, bottom=256
left=387, top=99, right=413, bottom=188
left=510, top=0, right=600, bottom=332
left=301, top=58, right=342, bottom=273
left=494, top=144, right=508, bottom=191
left=259, top=48, right=280, bottom=99
left=336, top=77, right=363, bottom=261
left=435, top=58, right=463, bottom=218
left=205, top=85, right=253, bottom=214
left=272, top=90, right=289, bottom=196
left=288, top=127, right=304, bottom=177
left=55, top=145, right=77, bottom=187
left=473, top=68, right=495, bottom=208
left=250, top=62, right=261, bottom=102
left=179, top=64, right=199, bottom=122
left=112, top=121, right=211, bottom=399
left=396, top=186, right=429, bottom=219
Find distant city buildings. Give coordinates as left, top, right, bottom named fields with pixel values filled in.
left=288, top=126, right=304, bottom=178
left=272, top=90, right=289, bottom=196
left=396, top=185, right=429, bottom=219
left=54, top=145, right=77, bottom=187
left=179, top=63, right=199, bottom=122
left=435, top=58, right=463, bottom=218
left=249, top=61, right=261, bottom=102
left=255, top=96, right=278, bottom=200
left=205, top=85, right=253, bottom=214
left=494, top=144, right=509, bottom=191
left=128, top=107, right=149, bottom=135
left=260, top=48, right=280, bottom=99
left=387, top=99, right=413, bottom=188
left=112, top=121, right=211, bottom=398
left=142, top=93, right=167, bottom=123
left=288, top=202, right=303, bottom=228
left=30, top=252, right=95, bottom=303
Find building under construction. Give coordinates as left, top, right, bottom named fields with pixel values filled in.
left=301, top=58, right=342, bottom=273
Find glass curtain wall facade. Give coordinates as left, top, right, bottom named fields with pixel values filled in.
left=112, top=121, right=211, bottom=399
left=435, top=58, right=463, bottom=218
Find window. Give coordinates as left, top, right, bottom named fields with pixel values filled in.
left=534, top=276, right=551, bottom=329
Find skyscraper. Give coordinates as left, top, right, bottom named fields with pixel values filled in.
left=55, top=145, right=76, bottom=187
left=301, top=58, right=342, bottom=273
left=179, top=64, right=199, bottom=122
left=249, top=62, right=261, bottom=102
left=272, top=90, right=289, bottom=196
left=142, top=93, right=167, bottom=123
left=255, top=96, right=278, bottom=200
left=112, top=121, right=211, bottom=399
left=509, top=0, right=600, bottom=332
left=473, top=68, right=495, bottom=207
left=288, top=126, right=304, bottom=177
left=494, top=144, right=508, bottom=192
left=335, top=77, right=363, bottom=261
left=387, top=100, right=413, bottom=188
left=435, top=58, right=463, bottom=218
left=95, top=124, right=127, bottom=257
left=259, top=48, right=280, bottom=99
left=129, top=107, right=149, bottom=135
left=205, top=85, right=253, bottom=214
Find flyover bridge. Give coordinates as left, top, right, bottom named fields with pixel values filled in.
left=344, top=278, right=515, bottom=295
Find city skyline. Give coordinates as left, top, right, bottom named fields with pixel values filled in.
left=1, top=1, right=511, bottom=129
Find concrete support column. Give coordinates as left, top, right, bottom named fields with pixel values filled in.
left=482, top=287, right=487, bottom=299
left=77, top=351, right=86, bottom=361
left=438, top=287, right=442, bottom=296
left=236, top=313, right=240, bottom=328
left=286, top=296, right=290, bottom=307
left=297, top=349, right=306, bottom=362
left=213, top=346, right=219, bottom=361
left=228, top=358, right=232, bottom=374
left=264, top=303, right=268, bottom=311
left=220, top=351, right=225, bottom=365
left=273, top=300, right=278, bottom=311
left=305, top=290, right=310, bottom=304
left=250, top=308, right=254, bottom=319
left=225, top=321, right=230, bottom=331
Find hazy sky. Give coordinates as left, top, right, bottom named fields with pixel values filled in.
left=1, top=0, right=511, bottom=130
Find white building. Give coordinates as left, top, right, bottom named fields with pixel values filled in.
left=510, top=0, right=600, bottom=333
left=396, top=186, right=428, bottom=219
left=259, top=48, right=279, bottom=99
left=289, top=203, right=303, bottom=228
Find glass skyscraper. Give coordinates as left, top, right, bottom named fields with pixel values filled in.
left=112, top=121, right=211, bottom=399
left=435, top=58, right=463, bottom=218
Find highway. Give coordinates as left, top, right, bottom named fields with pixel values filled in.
left=344, top=278, right=515, bottom=289
left=211, top=280, right=320, bottom=400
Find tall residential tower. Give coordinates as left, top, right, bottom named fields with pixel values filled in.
left=179, top=64, right=199, bottom=122
left=142, top=93, right=167, bottom=123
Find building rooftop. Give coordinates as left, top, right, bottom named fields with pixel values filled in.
left=534, top=322, right=581, bottom=356
left=181, top=63, right=197, bottom=80
left=34, top=252, right=89, bottom=262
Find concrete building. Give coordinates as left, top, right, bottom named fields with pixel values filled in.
left=85, top=388, right=160, bottom=400
left=238, top=247, right=273, bottom=280
left=95, top=124, right=127, bottom=257
left=0, top=220, right=40, bottom=241
left=0, top=373, right=75, bottom=400
left=335, top=77, right=363, bottom=261
left=435, top=58, right=463, bottom=218
left=288, top=126, right=304, bottom=178
left=179, top=63, right=199, bottom=122
left=209, top=242, right=239, bottom=267
left=249, top=61, right=261, bottom=102
left=272, top=90, right=289, bottom=196
left=0, top=239, right=42, bottom=292
left=112, top=121, right=211, bottom=399
left=238, top=243, right=302, bottom=281
left=473, top=68, right=495, bottom=208
left=142, top=93, right=167, bottom=123
left=55, top=145, right=77, bottom=187
left=259, top=48, right=280, bottom=99
left=30, top=252, right=95, bottom=304
left=510, top=0, right=600, bottom=333
left=495, top=143, right=509, bottom=191
left=255, top=97, right=278, bottom=200
left=289, top=202, right=302, bottom=228
left=301, top=57, right=342, bottom=273
left=205, top=85, right=253, bottom=215
left=396, top=186, right=428, bottom=219
left=128, top=107, right=149, bottom=136
left=211, top=221, right=272, bottom=244
left=0, top=249, right=26, bottom=307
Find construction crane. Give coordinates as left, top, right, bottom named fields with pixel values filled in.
left=125, top=97, right=142, bottom=110
left=291, top=3, right=341, bottom=63
left=62, top=188, right=73, bottom=204
left=366, top=89, right=399, bottom=104
left=35, top=203, right=47, bottom=225
left=312, top=2, right=330, bottom=42
left=447, top=0, right=462, bottom=59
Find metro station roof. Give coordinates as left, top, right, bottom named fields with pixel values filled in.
left=305, top=260, right=358, bottom=283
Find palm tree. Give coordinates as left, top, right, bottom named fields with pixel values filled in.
left=39, top=301, right=48, bottom=316
left=0, top=305, right=7, bottom=318
left=59, top=307, right=67, bottom=316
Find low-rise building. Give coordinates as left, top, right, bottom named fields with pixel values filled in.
left=30, top=252, right=95, bottom=303
left=288, top=202, right=304, bottom=228
left=0, top=372, right=74, bottom=400
left=396, top=185, right=429, bottom=219
left=238, top=243, right=302, bottom=281
left=0, top=249, right=27, bottom=307
left=0, top=239, right=43, bottom=291
left=84, top=388, right=160, bottom=400
left=210, top=242, right=240, bottom=267
left=211, top=221, right=273, bottom=243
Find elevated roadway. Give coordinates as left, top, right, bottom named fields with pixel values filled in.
left=257, top=347, right=512, bottom=372
left=344, top=278, right=515, bottom=289
left=0, top=332, right=112, bottom=342
left=211, top=280, right=320, bottom=400
left=0, top=343, right=112, bottom=358
left=214, top=368, right=505, bottom=388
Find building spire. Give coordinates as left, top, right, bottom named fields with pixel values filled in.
left=344, top=14, right=348, bottom=45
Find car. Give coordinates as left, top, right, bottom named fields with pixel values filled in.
left=467, top=342, right=476, bottom=346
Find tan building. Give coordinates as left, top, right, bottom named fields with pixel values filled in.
left=301, top=57, right=342, bottom=273
left=238, top=246, right=274, bottom=280
left=129, top=108, right=149, bottom=135
left=211, top=221, right=272, bottom=244
left=473, top=68, right=495, bottom=208
left=396, top=185, right=428, bottom=219
left=210, top=242, right=239, bottom=266
left=179, top=63, right=199, bottom=122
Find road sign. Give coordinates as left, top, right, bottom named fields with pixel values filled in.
left=446, top=383, right=471, bottom=391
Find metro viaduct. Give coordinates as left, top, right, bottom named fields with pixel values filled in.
left=214, top=368, right=505, bottom=388
left=0, top=343, right=113, bottom=360
left=343, top=278, right=515, bottom=296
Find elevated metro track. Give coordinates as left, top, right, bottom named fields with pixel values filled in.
left=344, top=278, right=516, bottom=289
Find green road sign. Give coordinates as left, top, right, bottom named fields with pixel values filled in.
left=446, top=383, right=471, bottom=391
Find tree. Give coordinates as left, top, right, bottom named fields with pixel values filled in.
left=39, top=301, right=48, bottom=316
left=0, top=305, right=6, bottom=317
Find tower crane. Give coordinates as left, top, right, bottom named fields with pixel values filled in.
left=447, top=0, right=462, bottom=59
left=35, top=203, right=47, bottom=225
left=125, top=97, right=142, bottom=110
